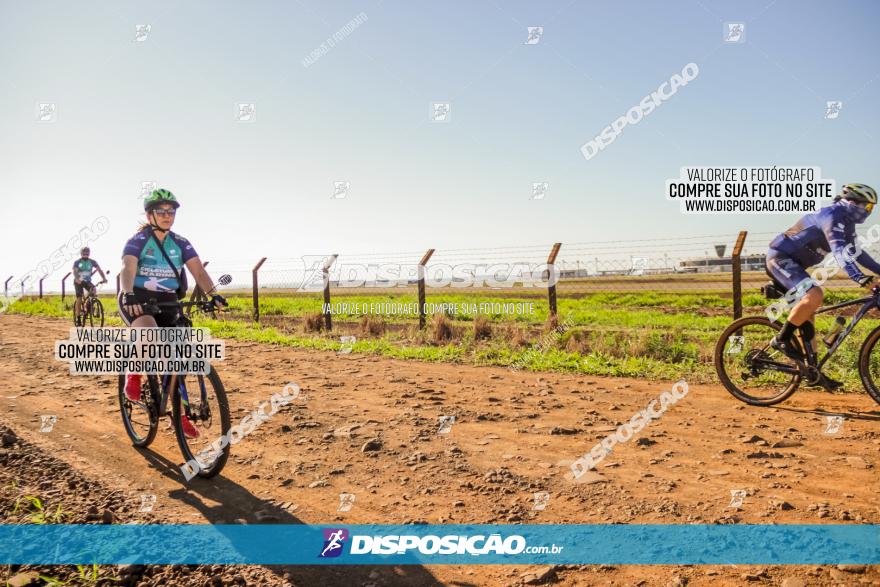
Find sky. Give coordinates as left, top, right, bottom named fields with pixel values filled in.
left=1, top=0, right=879, bottom=286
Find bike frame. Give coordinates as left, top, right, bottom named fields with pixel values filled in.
left=143, top=299, right=211, bottom=420
left=803, top=294, right=878, bottom=369
left=83, top=287, right=98, bottom=311
left=75, top=283, right=101, bottom=325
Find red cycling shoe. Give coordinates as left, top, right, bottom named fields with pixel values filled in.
left=180, top=416, right=201, bottom=439
left=124, top=374, right=142, bottom=401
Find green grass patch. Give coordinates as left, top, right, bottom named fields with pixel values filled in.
left=9, top=293, right=880, bottom=388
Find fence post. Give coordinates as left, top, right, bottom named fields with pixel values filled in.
left=546, top=243, right=562, bottom=319
left=39, top=275, right=46, bottom=299
left=62, top=272, right=71, bottom=301
left=322, top=255, right=339, bottom=331
left=418, top=249, right=435, bottom=329
left=252, top=257, right=267, bottom=322
left=4, top=276, right=12, bottom=297
left=732, top=231, right=748, bottom=320
left=20, top=277, right=29, bottom=298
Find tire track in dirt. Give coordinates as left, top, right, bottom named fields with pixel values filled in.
left=1, top=313, right=878, bottom=586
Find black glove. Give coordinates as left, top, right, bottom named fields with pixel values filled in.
left=210, top=294, right=227, bottom=309
left=859, top=275, right=874, bottom=288
left=122, top=292, right=140, bottom=306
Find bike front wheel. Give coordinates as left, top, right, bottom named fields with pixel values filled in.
left=172, top=370, right=231, bottom=479
left=856, top=325, right=880, bottom=406
left=118, top=374, right=160, bottom=447
left=714, top=316, right=802, bottom=406
left=88, top=299, right=104, bottom=327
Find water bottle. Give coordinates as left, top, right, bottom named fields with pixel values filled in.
left=823, top=316, right=846, bottom=347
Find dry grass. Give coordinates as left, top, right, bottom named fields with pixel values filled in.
left=303, top=312, right=325, bottom=332
left=359, top=315, right=387, bottom=336
left=543, top=314, right=559, bottom=334
left=473, top=316, right=492, bottom=340
left=431, top=313, right=454, bottom=344
left=502, top=323, right=529, bottom=349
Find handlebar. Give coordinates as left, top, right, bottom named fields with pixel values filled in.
left=140, top=298, right=223, bottom=316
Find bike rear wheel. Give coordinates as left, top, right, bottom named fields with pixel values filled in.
left=856, top=325, right=880, bottom=406
left=118, top=374, right=160, bottom=447
left=714, top=316, right=802, bottom=406
left=172, top=370, right=231, bottom=479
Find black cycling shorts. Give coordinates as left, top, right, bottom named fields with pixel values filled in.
left=117, top=289, right=181, bottom=327
left=74, top=281, right=96, bottom=298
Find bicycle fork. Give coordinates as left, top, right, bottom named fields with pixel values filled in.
left=159, top=373, right=204, bottom=420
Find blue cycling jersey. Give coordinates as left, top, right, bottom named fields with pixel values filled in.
left=122, top=227, right=198, bottom=293
left=769, top=200, right=880, bottom=283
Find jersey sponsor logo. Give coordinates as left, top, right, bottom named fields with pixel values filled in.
left=141, top=277, right=174, bottom=292
left=140, top=266, right=176, bottom=278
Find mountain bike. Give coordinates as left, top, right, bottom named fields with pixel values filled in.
left=73, top=281, right=106, bottom=327
left=118, top=277, right=232, bottom=479
left=715, top=284, right=880, bottom=406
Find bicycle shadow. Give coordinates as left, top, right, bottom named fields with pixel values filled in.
left=133, top=449, right=445, bottom=587
left=770, top=405, right=880, bottom=422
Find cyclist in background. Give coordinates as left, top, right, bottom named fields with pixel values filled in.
left=766, top=183, right=879, bottom=390
left=118, top=189, right=226, bottom=439
left=73, top=247, right=107, bottom=321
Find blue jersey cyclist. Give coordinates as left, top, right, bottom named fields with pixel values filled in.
left=72, top=247, right=108, bottom=320
left=119, top=189, right=227, bottom=439
left=767, top=183, right=879, bottom=388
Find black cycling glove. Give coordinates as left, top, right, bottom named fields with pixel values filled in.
left=210, top=294, right=227, bottom=309
left=859, top=275, right=874, bottom=288
left=122, top=293, right=140, bottom=306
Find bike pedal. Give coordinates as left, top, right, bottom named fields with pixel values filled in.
left=817, top=375, right=844, bottom=392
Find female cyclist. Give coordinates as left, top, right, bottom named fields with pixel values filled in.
left=119, top=188, right=227, bottom=438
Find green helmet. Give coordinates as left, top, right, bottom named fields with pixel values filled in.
left=143, top=188, right=181, bottom=211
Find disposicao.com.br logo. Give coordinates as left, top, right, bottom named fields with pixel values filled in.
left=318, top=528, right=563, bottom=558
left=319, top=528, right=349, bottom=558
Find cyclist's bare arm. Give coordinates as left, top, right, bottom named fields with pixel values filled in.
left=93, top=263, right=108, bottom=284
left=185, top=257, right=226, bottom=307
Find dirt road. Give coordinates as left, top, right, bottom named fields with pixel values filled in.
left=1, top=314, right=878, bottom=586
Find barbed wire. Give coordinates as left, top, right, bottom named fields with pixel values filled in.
left=20, top=231, right=880, bottom=294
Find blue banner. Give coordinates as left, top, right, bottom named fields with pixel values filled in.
left=1, top=524, right=877, bottom=565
